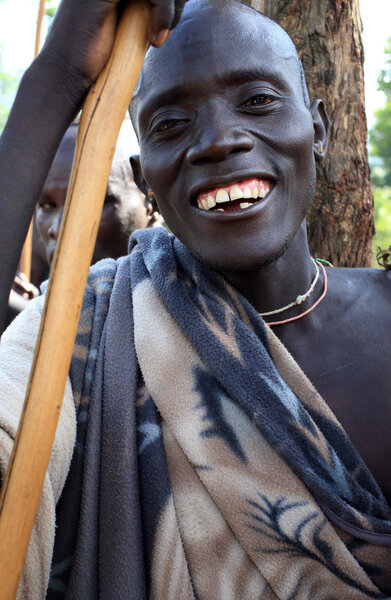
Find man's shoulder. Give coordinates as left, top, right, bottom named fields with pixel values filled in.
left=327, top=266, right=391, bottom=326
left=329, top=265, right=391, bottom=292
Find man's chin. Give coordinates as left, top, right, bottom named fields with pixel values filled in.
left=196, top=236, right=293, bottom=275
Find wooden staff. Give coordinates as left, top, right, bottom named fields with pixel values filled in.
left=18, top=219, right=33, bottom=280
left=34, top=0, right=47, bottom=57
left=19, top=0, right=47, bottom=280
left=0, top=2, right=149, bottom=597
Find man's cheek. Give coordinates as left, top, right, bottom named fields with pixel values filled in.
left=36, top=219, right=49, bottom=242
left=141, top=147, right=181, bottom=189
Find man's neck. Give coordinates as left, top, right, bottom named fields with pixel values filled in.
left=218, top=223, right=314, bottom=315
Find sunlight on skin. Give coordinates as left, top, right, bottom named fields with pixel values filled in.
left=0, top=0, right=389, bottom=125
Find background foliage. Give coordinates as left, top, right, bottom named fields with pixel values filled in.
left=0, top=45, right=19, bottom=130
left=373, top=187, right=391, bottom=254
left=0, top=0, right=57, bottom=132
left=369, top=36, right=391, bottom=259
left=369, top=38, right=391, bottom=187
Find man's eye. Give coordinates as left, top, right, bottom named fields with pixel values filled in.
left=242, top=94, right=273, bottom=107
left=155, top=118, right=186, bottom=133
left=156, top=120, right=176, bottom=132
left=38, top=201, right=56, bottom=210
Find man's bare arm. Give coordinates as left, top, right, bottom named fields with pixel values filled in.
left=0, top=0, right=185, bottom=333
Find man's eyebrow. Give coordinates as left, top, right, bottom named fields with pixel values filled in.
left=216, top=68, right=286, bottom=88
left=140, top=86, right=187, bottom=120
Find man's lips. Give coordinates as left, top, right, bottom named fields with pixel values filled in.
left=196, top=178, right=273, bottom=212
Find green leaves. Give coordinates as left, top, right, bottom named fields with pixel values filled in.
left=369, top=37, right=391, bottom=262
left=370, top=101, right=391, bottom=186
left=45, top=0, right=58, bottom=20
left=0, top=44, right=19, bottom=133
left=376, top=38, right=391, bottom=100
left=373, top=187, right=391, bottom=257
left=369, top=40, right=391, bottom=187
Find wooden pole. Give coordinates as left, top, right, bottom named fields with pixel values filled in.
left=18, top=0, right=47, bottom=280
left=18, top=223, right=33, bottom=281
left=0, top=2, right=149, bottom=597
left=34, top=0, right=46, bottom=57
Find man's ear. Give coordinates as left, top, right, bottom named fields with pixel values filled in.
left=310, top=99, right=329, bottom=162
left=130, top=155, right=148, bottom=196
left=130, top=155, right=160, bottom=219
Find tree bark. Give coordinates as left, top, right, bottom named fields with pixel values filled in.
left=243, top=0, right=374, bottom=267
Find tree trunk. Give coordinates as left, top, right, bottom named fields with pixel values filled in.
left=243, top=0, right=374, bottom=267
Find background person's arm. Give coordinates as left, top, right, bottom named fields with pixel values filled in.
left=0, top=0, right=185, bottom=334
left=0, top=295, right=76, bottom=596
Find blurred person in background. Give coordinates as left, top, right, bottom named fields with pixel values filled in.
left=36, top=116, right=161, bottom=267
left=5, top=116, right=161, bottom=329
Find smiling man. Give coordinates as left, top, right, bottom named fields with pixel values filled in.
left=0, top=0, right=390, bottom=598
left=130, top=5, right=320, bottom=273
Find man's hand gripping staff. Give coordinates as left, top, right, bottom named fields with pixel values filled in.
left=0, top=1, right=184, bottom=597
left=0, top=0, right=185, bottom=335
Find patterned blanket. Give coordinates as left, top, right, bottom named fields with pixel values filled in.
left=47, top=227, right=391, bottom=599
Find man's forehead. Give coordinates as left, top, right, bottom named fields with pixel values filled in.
left=167, top=0, right=295, bottom=47
left=132, top=0, right=302, bottom=123
left=146, top=1, right=297, bottom=70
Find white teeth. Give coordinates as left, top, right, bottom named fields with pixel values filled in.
left=207, top=194, right=216, bottom=209
left=229, top=185, right=243, bottom=201
left=198, top=181, right=272, bottom=212
left=216, top=208, right=224, bottom=212
left=243, top=186, right=252, bottom=198
left=216, top=189, right=230, bottom=203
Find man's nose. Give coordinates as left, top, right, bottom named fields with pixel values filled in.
left=48, top=209, right=64, bottom=240
left=186, top=109, right=254, bottom=164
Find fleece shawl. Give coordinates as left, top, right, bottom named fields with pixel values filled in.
left=4, top=227, right=391, bottom=599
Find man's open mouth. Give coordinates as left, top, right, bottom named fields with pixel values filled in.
left=196, top=178, right=273, bottom=212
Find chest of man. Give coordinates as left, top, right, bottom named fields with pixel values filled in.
left=276, top=299, right=391, bottom=507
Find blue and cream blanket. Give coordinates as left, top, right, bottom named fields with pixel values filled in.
left=47, top=227, right=391, bottom=599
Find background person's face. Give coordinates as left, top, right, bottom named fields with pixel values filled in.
left=36, top=127, right=150, bottom=265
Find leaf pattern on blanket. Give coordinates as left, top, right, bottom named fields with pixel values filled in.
left=244, top=494, right=388, bottom=599
left=48, top=228, right=391, bottom=599
left=193, top=365, right=247, bottom=464
left=131, top=228, right=391, bottom=598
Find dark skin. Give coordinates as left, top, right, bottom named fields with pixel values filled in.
left=5, top=122, right=156, bottom=329
left=0, top=0, right=390, bottom=506
left=5, top=222, right=46, bottom=330
left=0, top=0, right=186, bottom=334
left=6, top=274, right=39, bottom=330
left=131, top=0, right=391, bottom=504
left=36, top=124, right=156, bottom=266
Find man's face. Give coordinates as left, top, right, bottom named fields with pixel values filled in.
left=36, top=126, right=150, bottom=265
left=133, top=0, right=318, bottom=271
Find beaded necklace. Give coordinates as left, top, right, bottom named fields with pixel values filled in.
left=260, top=259, right=331, bottom=327
left=259, top=258, right=320, bottom=317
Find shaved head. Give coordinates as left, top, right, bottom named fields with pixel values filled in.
left=130, top=0, right=310, bottom=130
